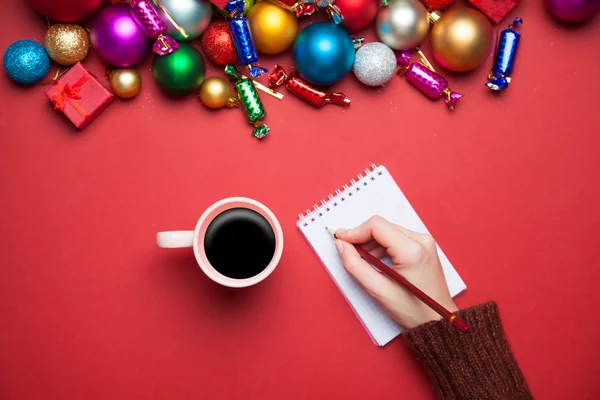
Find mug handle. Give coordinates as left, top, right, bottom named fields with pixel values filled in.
left=156, top=231, right=194, bottom=248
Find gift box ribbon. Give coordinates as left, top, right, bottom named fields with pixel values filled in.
left=50, top=72, right=91, bottom=117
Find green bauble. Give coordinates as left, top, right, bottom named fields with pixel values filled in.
left=214, top=0, right=254, bottom=17
left=152, top=43, right=206, bottom=95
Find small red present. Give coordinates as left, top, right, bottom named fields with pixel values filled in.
left=468, top=0, right=521, bottom=24
left=46, top=62, right=114, bottom=129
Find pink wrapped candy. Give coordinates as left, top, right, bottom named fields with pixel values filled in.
left=397, top=50, right=462, bottom=110
left=130, top=0, right=178, bottom=55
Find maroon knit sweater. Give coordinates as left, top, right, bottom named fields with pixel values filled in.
left=403, top=302, right=533, bottom=400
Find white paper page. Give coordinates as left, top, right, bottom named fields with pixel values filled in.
left=297, top=166, right=466, bottom=346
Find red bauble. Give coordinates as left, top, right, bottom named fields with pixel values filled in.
left=201, top=21, right=238, bottom=67
left=26, top=0, right=106, bottom=22
left=422, top=0, right=455, bottom=10
left=336, top=0, right=380, bottom=32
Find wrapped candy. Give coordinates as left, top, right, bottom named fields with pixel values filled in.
left=269, top=65, right=350, bottom=108
left=486, top=18, right=522, bottom=91
left=130, top=0, right=178, bottom=55
left=396, top=50, right=462, bottom=110
left=224, top=0, right=267, bottom=78
left=267, top=0, right=318, bottom=17
left=306, top=0, right=343, bottom=23
left=225, top=65, right=269, bottom=139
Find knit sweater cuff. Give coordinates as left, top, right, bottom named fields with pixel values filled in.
left=402, top=302, right=532, bottom=400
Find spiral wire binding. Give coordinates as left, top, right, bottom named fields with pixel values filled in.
left=298, top=164, right=383, bottom=227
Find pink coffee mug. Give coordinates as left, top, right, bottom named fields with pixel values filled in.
left=156, top=197, right=284, bottom=288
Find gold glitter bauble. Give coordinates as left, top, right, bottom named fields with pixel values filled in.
left=108, top=68, right=142, bottom=99
left=44, top=24, right=90, bottom=66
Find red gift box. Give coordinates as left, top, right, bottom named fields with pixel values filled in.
left=468, top=0, right=521, bottom=24
left=46, top=62, right=114, bottom=129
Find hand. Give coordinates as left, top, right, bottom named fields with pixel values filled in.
left=334, top=216, right=457, bottom=329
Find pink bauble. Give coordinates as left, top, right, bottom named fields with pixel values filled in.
left=544, top=0, right=600, bottom=21
left=26, top=0, right=106, bottom=22
left=91, top=4, right=152, bottom=67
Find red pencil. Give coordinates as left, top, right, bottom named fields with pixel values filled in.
left=327, top=227, right=469, bottom=333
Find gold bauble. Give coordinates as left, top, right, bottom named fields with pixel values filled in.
left=247, top=2, right=298, bottom=55
left=44, top=24, right=90, bottom=66
left=430, top=8, right=493, bottom=72
left=108, top=68, right=142, bottom=99
left=199, top=77, right=237, bottom=109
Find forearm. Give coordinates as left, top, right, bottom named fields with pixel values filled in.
left=403, top=302, right=532, bottom=400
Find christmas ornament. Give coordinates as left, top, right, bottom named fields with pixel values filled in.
left=215, top=0, right=255, bottom=16
left=376, top=0, right=429, bottom=50
left=225, top=0, right=267, bottom=78
left=45, top=62, right=114, bottom=129
left=91, top=3, right=152, bottom=67
left=201, top=21, right=238, bottom=66
left=152, top=0, right=213, bottom=41
left=44, top=24, right=90, bottom=66
left=247, top=2, right=298, bottom=55
left=225, top=65, right=269, bottom=139
left=3, top=40, right=50, bottom=85
left=353, top=42, right=396, bottom=87
left=307, top=0, right=344, bottom=24
left=397, top=50, right=462, bottom=110
left=130, top=0, right=179, bottom=56
left=269, top=65, right=350, bottom=107
left=26, top=0, right=105, bottom=22
left=292, top=22, right=355, bottom=86
left=468, top=0, right=520, bottom=23
left=486, top=18, right=522, bottom=91
left=544, top=0, right=600, bottom=22
left=422, top=0, right=455, bottom=10
left=199, top=76, right=238, bottom=109
left=430, top=8, right=493, bottom=72
left=152, top=42, right=206, bottom=95
left=108, top=68, right=142, bottom=99
left=336, top=0, right=380, bottom=32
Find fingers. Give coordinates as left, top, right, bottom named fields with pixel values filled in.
left=336, top=240, right=399, bottom=298
left=335, top=216, right=425, bottom=265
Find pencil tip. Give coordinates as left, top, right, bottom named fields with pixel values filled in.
left=326, top=226, right=336, bottom=236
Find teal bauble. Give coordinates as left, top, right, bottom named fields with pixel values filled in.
left=3, top=40, right=50, bottom=85
left=152, top=42, right=206, bottom=95
left=292, top=22, right=355, bottom=86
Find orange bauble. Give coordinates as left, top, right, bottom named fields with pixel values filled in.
left=430, top=8, right=493, bottom=72
left=247, top=2, right=298, bottom=55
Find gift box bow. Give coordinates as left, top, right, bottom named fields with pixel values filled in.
left=50, top=72, right=91, bottom=117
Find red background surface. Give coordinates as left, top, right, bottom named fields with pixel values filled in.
left=1, top=0, right=599, bottom=398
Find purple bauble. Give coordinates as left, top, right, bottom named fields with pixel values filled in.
left=545, top=0, right=600, bottom=22
left=91, top=3, right=152, bottom=67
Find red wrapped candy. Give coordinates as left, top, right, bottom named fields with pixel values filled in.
left=45, top=62, right=114, bottom=129
left=268, top=65, right=350, bottom=108
left=468, top=0, right=521, bottom=23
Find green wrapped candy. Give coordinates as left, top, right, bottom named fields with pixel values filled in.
left=225, top=65, right=269, bottom=139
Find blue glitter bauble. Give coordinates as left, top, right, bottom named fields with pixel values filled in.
left=3, top=40, right=50, bottom=85
left=292, top=22, right=355, bottom=86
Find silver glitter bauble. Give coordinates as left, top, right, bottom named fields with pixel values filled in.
left=353, top=42, right=397, bottom=87
left=153, top=0, right=213, bottom=41
left=376, top=0, right=429, bottom=50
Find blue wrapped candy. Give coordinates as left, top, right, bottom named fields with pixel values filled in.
left=486, top=18, right=523, bottom=91
left=225, top=0, right=267, bottom=78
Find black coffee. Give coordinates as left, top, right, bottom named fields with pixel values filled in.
left=204, top=208, right=276, bottom=279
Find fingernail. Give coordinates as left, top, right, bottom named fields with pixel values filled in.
left=335, top=240, right=344, bottom=254
left=336, top=228, right=347, bottom=233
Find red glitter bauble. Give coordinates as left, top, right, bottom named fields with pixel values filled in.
left=201, top=21, right=238, bottom=67
left=421, top=0, right=455, bottom=10
left=335, top=0, right=380, bottom=32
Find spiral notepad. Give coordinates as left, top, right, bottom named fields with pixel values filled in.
left=297, top=164, right=466, bottom=346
